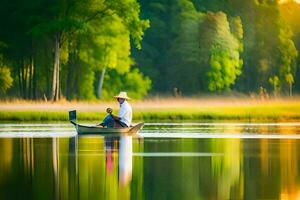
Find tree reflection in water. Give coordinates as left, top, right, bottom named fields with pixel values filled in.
left=2, top=123, right=300, bottom=199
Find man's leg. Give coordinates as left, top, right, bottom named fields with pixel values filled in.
left=100, top=115, right=114, bottom=128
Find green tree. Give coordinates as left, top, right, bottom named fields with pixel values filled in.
left=285, top=73, right=294, bottom=96
left=278, top=26, right=298, bottom=95
left=0, top=0, right=38, bottom=99
left=78, top=14, right=134, bottom=99
left=269, top=75, right=280, bottom=97
left=29, top=0, right=149, bottom=101
left=166, top=0, right=205, bottom=94
left=102, top=68, right=151, bottom=99
left=165, top=0, right=300, bottom=94
left=279, top=1, right=300, bottom=93
left=136, top=0, right=244, bottom=94
left=133, top=0, right=180, bottom=92
left=200, top=12, right=243, bottom=92
left=0, top=66, right=13, bottom=94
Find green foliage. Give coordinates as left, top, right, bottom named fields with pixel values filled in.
left=269, top=75, right=280, bottom=96
left=106, top=0, right=150, bottom=49
left=229, top=16, right=244, bottom=52
left=285, top=73, right=294, bottom=85
left=200, top=12, right=243, bottom=92
left=133, top=0, right=300, bottom=95
left=278, top=26, right=298, bottom=91
left=0, top=66, right=13, bottom=94
left=1, top=0, right=300, bottom=99
left=136, top=0, right=244, bottom=94
left=230, top=16, right=243, bottom=41
left=208, top=49, right=242, bottom=91
left=123, top=68, right=152, bottom=99
left=102, top=68, right=151, bottom=100
left=0, top=0, right=150, bottom=100
left=76, top=63, right=96, bottom=100
left=79, top=14, right=133, bottom=73
left=166, top=0, right=205, bottom=93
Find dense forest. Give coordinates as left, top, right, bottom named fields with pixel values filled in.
left=0, top=0, right=300, bottom=100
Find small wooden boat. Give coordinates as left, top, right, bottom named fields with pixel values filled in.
left=69, top=110, right=144, bottom=135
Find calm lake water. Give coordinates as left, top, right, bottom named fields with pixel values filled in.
left=1, top=122, right=300, bottom=200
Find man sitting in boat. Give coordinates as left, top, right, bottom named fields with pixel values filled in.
left=99, top=91, right=132, bottom=128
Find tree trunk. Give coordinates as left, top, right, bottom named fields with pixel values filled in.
left=18, top=62, right=22, bottom=97
left=51, top=35, right=60, bottom=101
left=45, top=46, right=51, bottom=99
left=22, top=60, right=28, bottom=99
left=56, top=52, right=60, bottom=100
left=32, top=57, right=37, bottom=100
left=31, top=40, right=37, bottom=100
left=28, top=58, right=33, bottom=99
left=66, top=56, right=73, bottom=100
left=97, top=68, right=106, bottom=99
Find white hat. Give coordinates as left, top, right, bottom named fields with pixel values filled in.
left=114, top=91, right=131, bottom=100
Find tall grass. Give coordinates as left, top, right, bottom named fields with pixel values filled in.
left=0, top=98, right=300, bottom=122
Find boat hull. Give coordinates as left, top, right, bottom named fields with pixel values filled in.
left=70, top=121, right=144, bottom=135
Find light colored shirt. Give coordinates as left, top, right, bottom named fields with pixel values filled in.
left=118, top=100, right=132, bottom=127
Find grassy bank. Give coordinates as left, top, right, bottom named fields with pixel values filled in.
left=0, top=98, right=300, bottom=122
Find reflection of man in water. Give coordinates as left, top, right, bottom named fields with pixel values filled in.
left=119, top=136, right=132, bottom=186
left=104, top=136, right=119, bottom=174
left=104, top=136, right=132, bottom=187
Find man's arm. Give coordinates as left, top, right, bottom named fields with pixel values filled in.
left=111, top=114, right=120, bottom=121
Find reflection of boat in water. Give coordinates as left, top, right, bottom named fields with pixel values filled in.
left=69, top=110, right=144, bottom=135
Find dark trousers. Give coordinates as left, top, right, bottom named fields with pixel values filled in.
left=101, top=115, right=128, bottom=128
